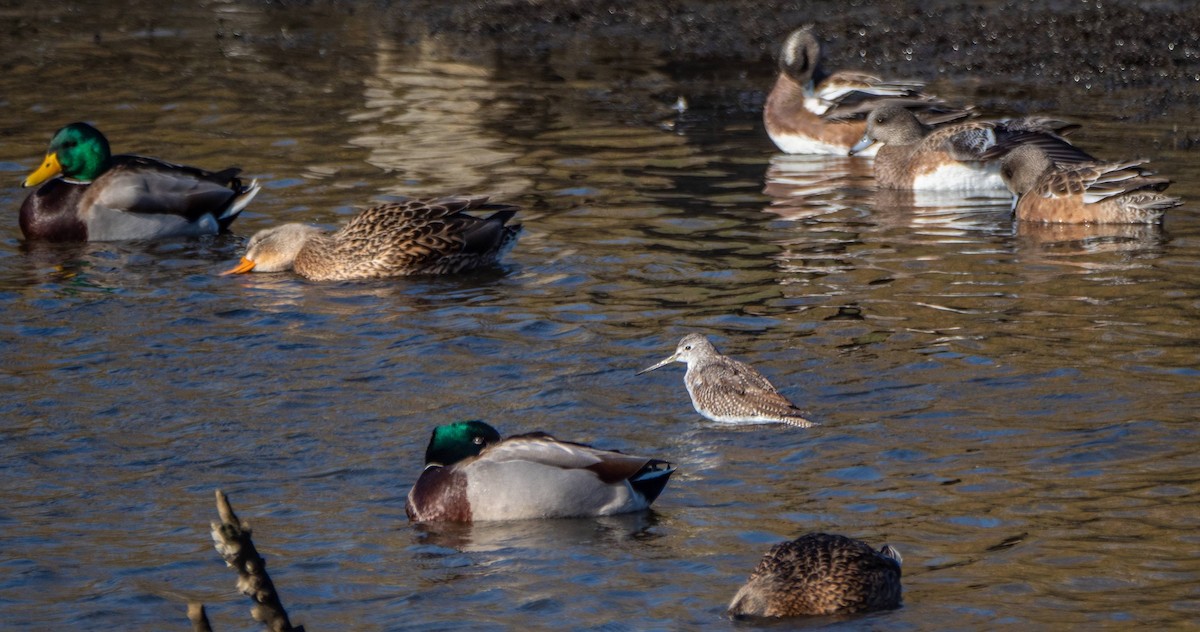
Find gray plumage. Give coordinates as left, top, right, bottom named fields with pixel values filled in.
left=405, top=422, right=675, bottom=523
left=637, top=333, right=815, bottom=428
left=728, top=533, right=902, bottom=618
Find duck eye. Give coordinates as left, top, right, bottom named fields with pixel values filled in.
left=472, top=436, right=484, bottom=445
left=684, top=345, right=692, bottom=350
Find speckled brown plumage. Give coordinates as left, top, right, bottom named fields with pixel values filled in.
left=638, top=333, right=815, bottom=427
left=228, top=196, right=521, bottom=281
left=997, top=144, right=1180, bottom=224
left=728, top=533, right=902, bottom=618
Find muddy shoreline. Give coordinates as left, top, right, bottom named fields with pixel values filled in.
left=365, top=1, right=1200, bottom=92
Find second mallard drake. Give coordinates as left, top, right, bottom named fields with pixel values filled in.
left=223, top=197, right=521, bottom=281
left=20, top=122, right=259, bottom=242
left=405, top=421, right=676, bottom=522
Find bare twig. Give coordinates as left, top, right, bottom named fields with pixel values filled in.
left=186, top=602, right=212, bottom=632
left=208, top=489, right=304, bottom=632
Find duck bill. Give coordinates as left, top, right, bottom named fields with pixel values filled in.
left=24, top=152, right=62, bottom=187
left=636, top=353, right=678, bottom=375
left=221, top=257, right=257, bottom=275
left=848, top=134, right=876, bottom=156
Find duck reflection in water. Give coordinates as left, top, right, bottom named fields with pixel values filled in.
left=410, top=511, right=663, bottom=554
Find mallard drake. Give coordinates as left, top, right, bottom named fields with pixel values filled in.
left=637, top=334, right=816, bottom=428
left=405, top=421, right=676, bottom=522
left=222, top=197, right=521, bottom=281
left=848, top=105, right=1093, bottom=191
left=20, top=122, right=259, bottom=242
left=764, top=25, right=972, bottom=156
left=995, top=144, right=1181, bottom=224
left=728, top=533, right=902, bottom=618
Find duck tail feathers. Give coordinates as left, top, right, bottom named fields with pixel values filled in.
left=630, top=459, right=675, bottom=504
left=219, top=179, right=261, bottom=229
left=484, top=208, right=519, bottom=225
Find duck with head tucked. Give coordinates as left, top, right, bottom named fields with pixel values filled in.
left=848, top=105, right=1094, bottom=191
left=405, top=420, right=676, bottom=522
left=764, top=25, right=972, bottom=156
left=728, top=533, right=903, bottom=618
left=20, top=122, right=259, bottom=242
left=993, top=144, right=1181, bottom=224
left=222, top=196, right=521, bottom=281
left=637, top=333, right=816, bottom=428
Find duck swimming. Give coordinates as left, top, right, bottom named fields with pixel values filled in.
left=995, top=144, right=1181, bottom=224
left=728, top=532, right=902, bottom=618
left=222, top=196, right=521, bottom=281
left=20, top=122, right=259, bottom=241
left=764, top=25, right=972, bottom=156
left=848, top=105, right=1092, bottom=191
left=405, top=421, right=675, bottom=522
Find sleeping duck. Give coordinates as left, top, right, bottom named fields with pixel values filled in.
left=405, top=420, right=676, bottom=522
left=20, top=122, right=259, bottom=241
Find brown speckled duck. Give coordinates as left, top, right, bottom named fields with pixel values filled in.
left=222, top=196, right=521, bottom=281
left=20, top=122, right=259, bottom=242
left=997, top=144, right=1181, bottom=224
left=728, top=533, right=903, bottom=618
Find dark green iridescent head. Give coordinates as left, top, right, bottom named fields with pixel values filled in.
left=26, top=122, right=113, bottom=186
left=423, top=420, right=501, bottom=466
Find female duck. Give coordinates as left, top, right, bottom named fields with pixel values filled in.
left=20, top=122, right=259, bottom=241
left=405, top=421, right=675, bottom=522
left=848, top=105, right=1091, bottom=191
left=997, top=144, right=1180, bottom=224
left=728, top=533, right=902, bottom=618
left=223, top=197, right=521, bottom=281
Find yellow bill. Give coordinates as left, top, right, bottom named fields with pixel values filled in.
left=24, top=152, right=63, bottom=188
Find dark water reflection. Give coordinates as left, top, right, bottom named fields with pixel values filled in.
left=1, top=2, right=1199, bottom=629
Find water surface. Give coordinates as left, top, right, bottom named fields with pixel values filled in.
left=1, top=2, right=1199, bottom=630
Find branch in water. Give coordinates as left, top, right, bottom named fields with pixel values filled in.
left=186, top=602, right=212, bottom=632
left=207, top=489, right=305, bottom=632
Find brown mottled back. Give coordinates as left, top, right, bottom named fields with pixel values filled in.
left=728, top=533, right=902, bottom=618
left=292, top=196, right=521, bottom=280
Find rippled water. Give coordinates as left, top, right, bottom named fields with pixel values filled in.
left=2, top=2, right=1199, bottom=629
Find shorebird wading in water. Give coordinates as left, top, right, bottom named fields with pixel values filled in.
left=637, top=334, right=816, bottom=428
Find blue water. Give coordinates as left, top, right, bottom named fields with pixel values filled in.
left=1, top=2, right=1198, bottom=629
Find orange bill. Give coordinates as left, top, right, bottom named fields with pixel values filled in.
left=221, top=257, right=257, bottom=275
left=24, top=152, right=62, bottom=187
